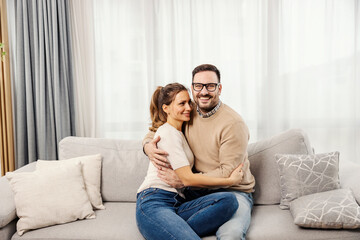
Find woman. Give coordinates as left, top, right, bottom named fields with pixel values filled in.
left=136, top=83, right=244, bottom=240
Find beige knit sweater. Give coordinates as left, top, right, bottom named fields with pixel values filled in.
left=143, top=103, right=255, bottom=193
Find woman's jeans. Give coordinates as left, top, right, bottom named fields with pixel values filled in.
left=136, top=188, right=239, bottom=240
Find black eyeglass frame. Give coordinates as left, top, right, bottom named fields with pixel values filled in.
left=192, top=83, right=220, bottom=92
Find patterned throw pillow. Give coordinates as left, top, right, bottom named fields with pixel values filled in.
left=276, top=152, right=340, bottom=209
left=290, top=188, right=360, bottom=229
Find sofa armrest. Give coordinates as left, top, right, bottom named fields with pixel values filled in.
left=0, top=162, right=37, bottom=229
left=339, top=160, right=360, bottom=204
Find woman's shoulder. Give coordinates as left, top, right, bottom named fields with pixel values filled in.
left=155, top=123, right=182, bottom=138
left=155, top=124, right=185, bottom=149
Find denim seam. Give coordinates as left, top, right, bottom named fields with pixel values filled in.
left=172, top=193, right=179, bottom=207
left=186, top=204, right=213, bottom=224
left=177, top=199, right=218, bottom=214
left=139, top=188, right=160, bottom=201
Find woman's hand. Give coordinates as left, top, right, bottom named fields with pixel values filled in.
left=229, top=163, right=244, bottom=185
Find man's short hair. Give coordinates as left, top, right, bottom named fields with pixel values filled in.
left=192, top=64, right=221, bottom=83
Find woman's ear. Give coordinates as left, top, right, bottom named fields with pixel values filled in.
left=162, top=104, right=169, bottom=114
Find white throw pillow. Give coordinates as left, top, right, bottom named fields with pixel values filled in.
left=37, top=154, right=105, bottom=210
left=6, top=161, right=95, bottom=236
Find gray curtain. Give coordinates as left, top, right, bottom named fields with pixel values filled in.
left=10, top=0, right=75, bottom=168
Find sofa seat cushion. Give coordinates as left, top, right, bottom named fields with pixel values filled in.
left=247, top=205, right=360, bottom=240
left=11, top=202, right=360, bottom=240
left=10, top=202, right=218, bottom=240
left=11, top=202, right=143, bottom=240
left=0, top=219, right=16, bottom=240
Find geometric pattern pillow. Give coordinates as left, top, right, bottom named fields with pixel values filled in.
left=276, top=152, right=340, bottom=209
left=290, top=188, right=360, bottom=229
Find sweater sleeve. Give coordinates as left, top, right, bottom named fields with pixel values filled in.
left=202, top=121, right=249, bottom=178
left=142, top=131, right=155, bottom=147
left=157, top=128, right=190, bottom=170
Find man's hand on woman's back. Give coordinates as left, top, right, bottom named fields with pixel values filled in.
left=157, top=167, right=184, bottom=188
left=144, top=136, right=184, bottom=188
left=144, top=136, right=171, bottom=169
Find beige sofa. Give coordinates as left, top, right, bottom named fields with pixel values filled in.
left=1, top=129, right=360, bottom=240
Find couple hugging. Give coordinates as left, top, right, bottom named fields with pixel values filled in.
left=136, top=64, right=256, bottom=240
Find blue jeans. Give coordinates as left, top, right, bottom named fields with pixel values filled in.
left=136, top=188, right=239, bottom=240
left=184, top=188, right=254, bottom=240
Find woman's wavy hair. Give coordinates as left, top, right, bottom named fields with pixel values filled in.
left=149, top=83, right=189, bottom=132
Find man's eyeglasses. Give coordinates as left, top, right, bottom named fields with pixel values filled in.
left=192, top=83, right=219, bottom=92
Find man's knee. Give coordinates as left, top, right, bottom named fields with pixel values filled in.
left=209, top=192, right=239, bottom=220
left=216, top=191, right=253, bottom=240
left=218, top=192, right=239, bottom=212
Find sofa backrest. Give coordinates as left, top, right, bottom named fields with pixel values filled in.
left=248, top=129, right=313, bottom=205
left=59, top=137, right=148, bottom=202
left=58, top=128, right=313, bottom=204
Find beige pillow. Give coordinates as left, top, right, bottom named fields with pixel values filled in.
left=37, top=154, right=105, bottom=210
left=6, top=161, right=95, bottom=236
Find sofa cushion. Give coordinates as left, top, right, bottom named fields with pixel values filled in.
left=0, top=162, right=36, bottom=229
left=340, top=160, right=360, bottom=204
left=59, top=137, right=148, bottom=202
left=276, top=152, right=340, bottom=209
left=248, top=129, right=313, bottom=205
left=6, top=162, right=95, bottom=236
left=247, top=205, right=360, bottom=240
left=11, top=202, right=144, bottom=240
left=0, top=175, right=16, bottom=229
left=58, top=130, right=312, bottom=205
left=0, top=219, right=16, bottom=240
left=290, top=188, right=360, bottom=229
left=37, top=154, right=105, bottom=210
left=10, top=204, right=360, bottom=240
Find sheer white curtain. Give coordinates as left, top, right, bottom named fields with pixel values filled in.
left=71, top=0, right=360, bottom=163
left=69, top=0, right=97, bottom=137
left=90, top=0, right=265, bottom=140
left=276, top=0, right=360, bottom=162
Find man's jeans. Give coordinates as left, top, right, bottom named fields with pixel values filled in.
left=184, top=188, right=254, bottom=240
left=136, top=188, right=239, bottom=240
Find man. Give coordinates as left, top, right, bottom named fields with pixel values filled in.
left=143, top=64, right=255, bottom=240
